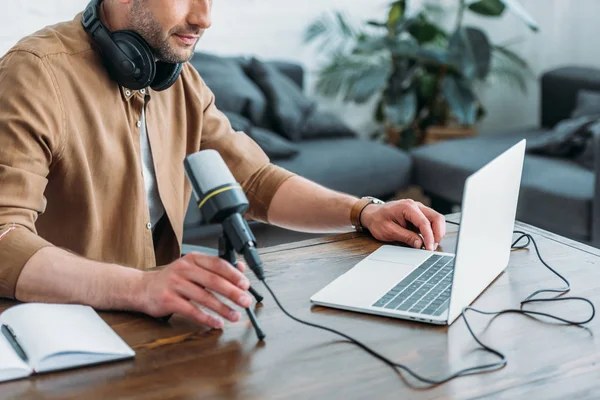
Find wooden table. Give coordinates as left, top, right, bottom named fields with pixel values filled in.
left=2, top=214, right=600, bottom=400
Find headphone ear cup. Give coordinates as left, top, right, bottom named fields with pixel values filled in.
left=151, top=62, right=184, bottom=91
left=109, top=30, right=156, bottom=90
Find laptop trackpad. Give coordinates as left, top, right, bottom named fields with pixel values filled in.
left=368, top=245, right=432, bottom=266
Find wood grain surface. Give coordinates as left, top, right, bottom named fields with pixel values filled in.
left=1, top=214, right=599, bottom=400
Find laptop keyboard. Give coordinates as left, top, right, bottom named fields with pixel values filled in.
left=372, top=254, right=455, bottom=316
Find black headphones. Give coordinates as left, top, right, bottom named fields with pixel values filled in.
left=81, top=0, right=183, bottom=91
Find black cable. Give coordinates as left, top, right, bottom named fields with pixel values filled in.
left=259, top=220, right=596, bottom=386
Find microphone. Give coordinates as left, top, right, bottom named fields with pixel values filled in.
left=184, top=150, right=265, bottom=281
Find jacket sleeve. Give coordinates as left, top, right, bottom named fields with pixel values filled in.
left=195, top=70, right=295, bottom=223
left=0, top=50, right=63, bottom=298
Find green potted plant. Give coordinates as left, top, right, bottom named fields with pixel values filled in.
left=304, top=0, right=539, bottom=149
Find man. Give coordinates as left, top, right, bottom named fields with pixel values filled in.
left=0, top=0, right=445, bottom=329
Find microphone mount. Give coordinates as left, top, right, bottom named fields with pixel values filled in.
left=218, top=229, right=266, bottom=341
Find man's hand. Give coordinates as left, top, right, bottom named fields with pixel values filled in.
left=360, top=199, right=446, bottom=251
left=137, top=252, right=253, bottom=329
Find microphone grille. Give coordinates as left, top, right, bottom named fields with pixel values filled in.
left=185, top=150, right=237, bottom=196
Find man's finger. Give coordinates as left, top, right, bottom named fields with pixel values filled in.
left=417, top=203, right=446, bottom=245
left=186, top=267, right=252, bottom=309
left=184, top=252, right=250, bottom=290
left=174, top=280, right=241, bottom=322
left=387, top=223, right=424, bottom=249
left=236, top=261, right=247, bottom=273
left=403, top=205, right=436, bottom=251
left=171, top=297, right=224, bottom=329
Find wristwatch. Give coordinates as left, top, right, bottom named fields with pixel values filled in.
left=350, top=196, right=385, bottom=232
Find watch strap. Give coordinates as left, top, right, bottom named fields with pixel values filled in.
left=350, top=197, right=376, bottom=232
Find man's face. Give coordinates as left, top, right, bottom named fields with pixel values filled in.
left=129, top=0, right=213, bottom=63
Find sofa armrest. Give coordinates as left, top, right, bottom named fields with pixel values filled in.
left=541, top=67, right=600, bottom=129
left=592, top=130, right=600, bottom=247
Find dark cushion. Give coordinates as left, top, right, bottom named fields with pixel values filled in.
left=223, top=111, right=299, bottom=160
left=572, top=90, right=600, bottom=118
left=246, top=57, right=315, bottom=141
left=189, top=52, right=267, bottom=124
left=301, top=110, right=358, bottom=140
left=526, top=115, right=599, bottom=159
left=224, top=111, right=252, bottom=132
left=237, top=59, right=305, bottom=90
left=246, top=58, right=358, bottom=141
left=274, top=138, right=412, bottom=198
left=251, top=126, right=299, bottom=159
left=411, top=130, right=593, bottom=241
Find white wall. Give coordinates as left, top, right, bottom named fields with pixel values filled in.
left=2, top=0, right=600, bottom=135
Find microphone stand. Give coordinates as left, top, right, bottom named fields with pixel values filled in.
left=218, top=234, right=266, bottom=341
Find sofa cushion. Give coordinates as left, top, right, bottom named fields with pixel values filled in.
left=251, top=126, right=300, bottom=160
left=274, top=138, right=412, bottom=198
left=190, top=52, right=267, bottom=124
left=411, top=130, right=593, bottom=241
left=526, top=115, right=599, bottom=165
left=246, top=58, right=357, bottom=141
left=246, top=57, right=315, bottom=141
left=224, top=111, right=252, bottom=132
left=572, top=89, right=600, bottom=118
left=301, top=110, right=358, bottom=140
left=223, top=111, right=299, bottom=160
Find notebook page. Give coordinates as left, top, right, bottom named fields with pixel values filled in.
left=1, top=303, right=134, bottom=372
left=0, top=329, right=31, bottom=383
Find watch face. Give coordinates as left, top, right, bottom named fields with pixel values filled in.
left=368, top=197, right=385, bottom=204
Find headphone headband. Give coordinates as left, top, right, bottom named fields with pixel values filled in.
left=82, top=0, right=183, bottom=91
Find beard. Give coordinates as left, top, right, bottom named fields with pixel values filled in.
left=129, top=1, right=202, bottom=63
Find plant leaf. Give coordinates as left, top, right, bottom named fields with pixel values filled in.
left=408, top=13, right=445, bottom=45
left=303, top=11, right=360, bottom=54
left=390, top=39, right=419, bottom=58
left=391, top=17, right=417, bottom=37
left=490, top=64, right=528, bottom=93
left=335, top=11, right=357, bottom=38
left=442, top=76, right=478, bottom=125
left=492, top=44, right=530, bottom=71
left=468, top=0, right=506, bottom=16
left=422, top=1, right=446, bottom=19
left=465, top=27, right=492, bottom=79
left=502, top=0, right=539, bottom=31
left=353, top=35, right=389, bottom=54
left=468, top=0, right=539, bottom=31
left=447, top=27, right=492, bottom=79
left=448, top=28, right=477, bottom=80
left=417, top=48, right=448, bottom=65
left=303, top=17, right=329, bottom=44
left=384, top=88, right=417, bottom=128
left=315, top=53, right=391, bottom=104
left=418, top=73, right=437, bottom=99
left=367, top=20, right=388, bottom=28
left=388, top=1, right=406, bottom=27
left=489, top=41, right=533, bottom=94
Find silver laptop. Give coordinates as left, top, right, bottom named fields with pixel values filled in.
left=310, top=140, right=526, bottom=325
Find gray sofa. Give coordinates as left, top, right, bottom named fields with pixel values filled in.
left=183, top=54, right=412, bottom=243
left=412, top=67, right=600, bottom=247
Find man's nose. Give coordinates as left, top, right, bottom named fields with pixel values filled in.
left=188, top=0, right=212, bottom=30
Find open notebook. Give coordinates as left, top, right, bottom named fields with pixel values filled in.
left=0, top=303, right=135, bottom=383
